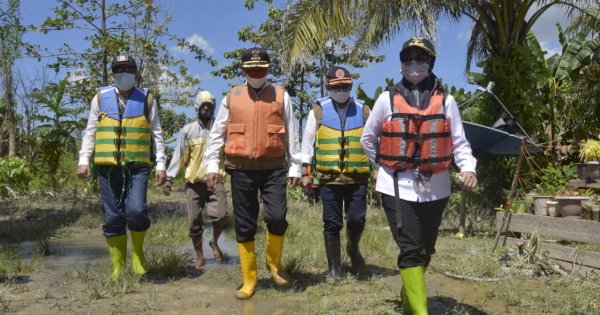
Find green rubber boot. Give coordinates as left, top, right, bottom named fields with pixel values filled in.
left=130, top=230, right=147, bottom=276
left=106, top=234, right=127, bottom=281
left=399, top=266, right=428, bottom=315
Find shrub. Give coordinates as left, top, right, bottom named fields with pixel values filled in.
left=0, top=157, right=33, bottom=197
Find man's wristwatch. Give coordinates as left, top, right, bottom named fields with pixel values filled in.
left=166, top=177, right=174, bottom=183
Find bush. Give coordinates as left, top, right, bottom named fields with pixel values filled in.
left=0, top=157, right=33, bottom=197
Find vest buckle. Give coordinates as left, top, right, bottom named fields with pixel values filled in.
left=338, top=136, right=348, bottom=145
left=113, top=151, right=122, bottom=158
left=338, top=161, right=346, bottom=170
left=339, top=148, right=348, bottom=157
left=114, top=126, right=124, bottom=133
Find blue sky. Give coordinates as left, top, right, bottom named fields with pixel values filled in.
left=18, top=0, right=571, bottom=120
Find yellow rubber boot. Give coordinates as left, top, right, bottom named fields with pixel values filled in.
left=265, top=232, right=289, bottom=286
left=130, top=230, right=147, bottom=276
left=106, top=234, right=127, bottom=281
left=399, top=266, right=428, bottom=315
left=235, top=241, right=257, bottom=299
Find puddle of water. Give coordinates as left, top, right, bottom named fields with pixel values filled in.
left=19, top=226, right=240, bottom=271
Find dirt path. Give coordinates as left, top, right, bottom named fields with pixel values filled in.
left=1, top=232, right=520, bottom=315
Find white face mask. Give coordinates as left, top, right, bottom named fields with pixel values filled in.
left=401, top=61, right=430, bottom=85
left=115, top=73, right=136, bottom=90
left=329, top=90, right=351, bottom=104
left=246, top=76, right=266, bottom=89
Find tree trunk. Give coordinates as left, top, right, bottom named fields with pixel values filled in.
left=101, top=0, right=108, bottom=86
left=2, top=64, right=17, bottom=156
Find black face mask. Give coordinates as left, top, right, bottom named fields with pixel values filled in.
left=198, top=110, right=213, bottom=120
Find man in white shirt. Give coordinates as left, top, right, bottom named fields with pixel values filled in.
left=163, top=91, right=228, bottom=269
left=77, top=54, right=167, bottom=281
left=204, top=47, right=302, bottom=299
left=360, top=37, right=477, bottom=315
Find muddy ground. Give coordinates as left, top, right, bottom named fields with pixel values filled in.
left=0, top=189, right=583, bottom=315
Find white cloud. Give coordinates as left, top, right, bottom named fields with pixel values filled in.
left=67, top=68, right=88, bottom=82
left=539, top=41, right=562, bottom=58
left=172, top=33, right=215, bottom=55
left=529, top=5, right=574, bottom=45
left=457, top=29, right=471, bottom=41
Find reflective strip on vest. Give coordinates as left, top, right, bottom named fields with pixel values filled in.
left=94, top=86, right=152, bottom=166
left=315, top=97, right=370, bottom=174
left=377, top=90, right=452, bottom=173
left=224, top=85, right=286, bottom=160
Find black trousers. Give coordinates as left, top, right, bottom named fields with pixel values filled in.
left=381, top=193, right=448, bottom=269
left=229, top=168, right=288, bottom=243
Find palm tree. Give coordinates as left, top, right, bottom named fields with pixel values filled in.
left=282, top=0, right=597, bottom=70
left=281, top=0, right=598, bottom=134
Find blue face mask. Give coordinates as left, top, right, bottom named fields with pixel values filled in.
left=115, top=73, right=136, bottom=90
left=401, top=61, right=430, bottom=85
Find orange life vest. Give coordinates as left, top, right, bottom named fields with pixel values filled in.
left=377, top=89, right=452, bottom=174
left=224, top=84, right=286, bottom=159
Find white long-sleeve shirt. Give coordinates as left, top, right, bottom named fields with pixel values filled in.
left=78, top=87, right=167, bottom=170
left=360, top=91, right=476, bottom=202
left=204, top=82, right=302, bottom=178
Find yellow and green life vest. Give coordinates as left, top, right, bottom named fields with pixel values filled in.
left=314, top=97, right=370, bottom=174
left=94, top=86, right=152, bottom=166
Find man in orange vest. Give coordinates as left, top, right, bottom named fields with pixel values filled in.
left=360, top=37, right=477, bottom=315
left=205, top=47, right=302, bottom=299
left=77, top=53, right=167, bottom=281
left=163, top=91, right=228, bottom=269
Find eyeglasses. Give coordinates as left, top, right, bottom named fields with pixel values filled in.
left=112, top=67, right=137, bottom=74
left=245, top=68, right=268, bottom=78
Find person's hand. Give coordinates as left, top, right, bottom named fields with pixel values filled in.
left=300, top=176, right=312, bottom=193
left=288, top=177, right=300, bottom=187
left=162, top=181, right=172, bottom=196
left=372, top=169, right=379, bottom=184
left=207, top=173, right=218, bottom=191
left=455, top=171, right=477, bottom=191
left=77, top=165, right=91, bottom=179
left=155, top=170, right=166, bottom=186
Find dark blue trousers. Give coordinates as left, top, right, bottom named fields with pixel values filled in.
left=97, top=165, right=151, bottom=237
left=319, top=183, right=367, bottom=237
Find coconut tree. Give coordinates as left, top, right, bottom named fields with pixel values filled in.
left=282, top=0, right=598, bottom=133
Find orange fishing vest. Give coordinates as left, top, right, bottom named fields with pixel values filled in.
left=377, top=90, right=452, bottom=174
left=224, top=84, right=286, bottom=160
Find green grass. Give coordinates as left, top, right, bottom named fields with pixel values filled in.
left=3, top=187, right=600, bottom=314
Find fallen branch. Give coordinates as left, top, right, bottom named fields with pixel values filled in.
left=442, top=271, right=511, bottom=282
left=3, top=184, right=17, bottom=198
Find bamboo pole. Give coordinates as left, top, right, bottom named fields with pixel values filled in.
left=493, top=139, right=526, bottom=252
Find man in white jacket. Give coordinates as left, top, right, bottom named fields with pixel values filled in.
left=163, top=91, right=228, bottom=269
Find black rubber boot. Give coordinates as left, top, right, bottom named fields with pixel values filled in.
left=346, top=230, right=365, bottom=271
left=324, top=234, right=342, bottom=280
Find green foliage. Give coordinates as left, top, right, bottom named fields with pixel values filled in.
left=40, top=0, right=211, bottom=107
left=212, top=3, right=384, bottom=138
left=0, top=156, right=32, bottom=197
left=533, top=164, right=578, bottom=195
left=579, top=139, right=600, bottom=161
left=569, top=64, right=600, bottom=142
left=355, top=78, right=394, bottom=108
left=27, top=77, right=85, bottom=187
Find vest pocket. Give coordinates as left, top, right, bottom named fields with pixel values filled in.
left=266, top=124, right=286, bottom=156
left=225, top=123, right=246, bottom=156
